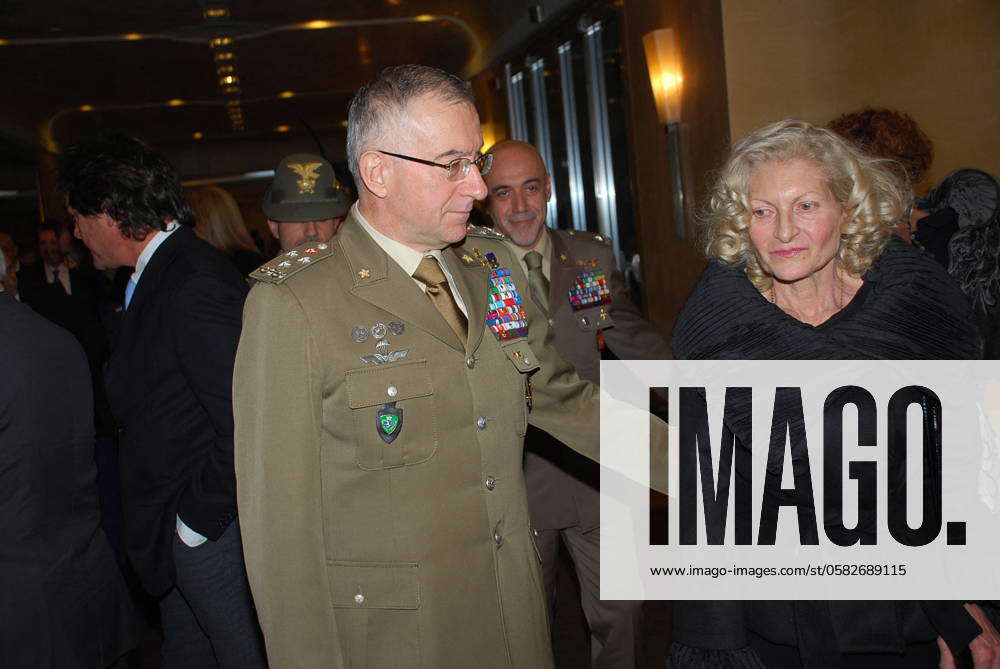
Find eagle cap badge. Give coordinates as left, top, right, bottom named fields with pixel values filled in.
left=287, top=162, right=323, bottom=194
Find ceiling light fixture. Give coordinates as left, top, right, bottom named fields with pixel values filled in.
left=275, top=124, right=291, bottom=133
left=79, top=104, right=94, bottom=111
left=302, top=20, right=338, bottom=29
left=193, top=131, right=204, bottom=139
left=279, top=90, right=295, bottom=99
left=168, top=98, right=185, bottom=107
left=122, top=33, right=143, bottom=41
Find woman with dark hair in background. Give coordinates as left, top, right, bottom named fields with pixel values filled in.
left=669, top=119, right=999, bottom=667
left=187, top=185, right=264, bottom=276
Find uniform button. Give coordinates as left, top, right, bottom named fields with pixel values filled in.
left=494, top=531, right=502, bottom=546
left=466, top=356, right=476, bottom=369
left=387, top=385, right=398, bottom=397
left=548, top=318, right=555, bottom=327
left=522, top=358, right=531, bottom=366
left=354, top=593, right=365, bottom=605
left=477, top=416, right=487, bottom=430
left=533, top=529, right=539, bottom=537
left=486, top=476, right=496, bottom=490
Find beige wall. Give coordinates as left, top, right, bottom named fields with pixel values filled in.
left=722, top=0, right=1000, bottom=191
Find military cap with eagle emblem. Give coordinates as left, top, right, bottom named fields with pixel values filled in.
left=263, top=153, right=351, bottom=222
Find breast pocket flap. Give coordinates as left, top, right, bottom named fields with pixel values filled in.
left=346, top=359, right=433, bottom=408
left=574, top=306, right=614, bottom=332
left=329, top=560, right=420, bottom=610
left=500, top=339, right=541, bottom=373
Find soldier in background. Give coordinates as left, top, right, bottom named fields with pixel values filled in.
left=484, top=139, right=671, bottom=669
left=263, top=153, right=351, bottom=253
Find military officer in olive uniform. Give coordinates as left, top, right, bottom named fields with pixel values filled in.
left=264, top=153, right=351, bottom=253
left=234, top=66, right=665, bottom=669
left=484, top=139, right=671, bottom=669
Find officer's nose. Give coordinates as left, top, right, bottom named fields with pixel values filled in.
left=464, top=164, right=488, bottom=201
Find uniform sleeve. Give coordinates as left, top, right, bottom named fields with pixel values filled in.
left=600, top=248, right=673, bottom=361
left=233, top=282, right=344, bottom=667
left=507, top=252, right=669, bottom=495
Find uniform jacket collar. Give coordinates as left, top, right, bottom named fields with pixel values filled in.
left=337, top=210, right=490, bottom=355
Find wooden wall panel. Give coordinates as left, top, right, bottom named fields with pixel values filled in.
left=619, top=0, right=730, bottom=340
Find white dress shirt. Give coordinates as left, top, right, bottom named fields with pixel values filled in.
left=44, top=260, right=73, bottom=295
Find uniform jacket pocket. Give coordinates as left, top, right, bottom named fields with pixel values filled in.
left=346, top=359, right=438, bottom=469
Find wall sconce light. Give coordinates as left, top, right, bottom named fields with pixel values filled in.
left=642, top=28, right=686, bottom=239
left=480, top=121, right=497, bottom=152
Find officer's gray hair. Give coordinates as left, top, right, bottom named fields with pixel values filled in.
left=347, top=64, right=475, bottom=184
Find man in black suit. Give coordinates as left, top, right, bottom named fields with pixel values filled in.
left=59, top=134, right=266, bottom=668
left=0, top=251, right=139, bottom=666
left=18, top=220, right=105, bottom=375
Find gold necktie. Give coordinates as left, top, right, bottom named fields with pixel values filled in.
left=413, top=255, right=468, bottom=345
left=523, top=250, right=550, bottom=312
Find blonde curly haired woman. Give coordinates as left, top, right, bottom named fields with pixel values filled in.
left=669, top=120, right=998, bottom=667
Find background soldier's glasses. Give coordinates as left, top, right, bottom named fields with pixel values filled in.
left=378, top=150, right=493, bottom=181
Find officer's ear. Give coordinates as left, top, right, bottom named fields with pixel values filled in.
left=267, top=220, right=280, bottom=241
left=358, top=150, right=389, bottom=199
left=544, top=172, right=552, bottom=203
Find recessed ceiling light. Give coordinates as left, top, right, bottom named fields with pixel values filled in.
left=414, top=14, right=435, bottom=22
left=275, top=124, right=291, bottom=133
left=302, top=20, right=337, bottom=29
left=193, top=131, right=204, bottom=139
left=79, top=104, right=94, bottom=111
left=279, top=90, right=295, bottom=99
left=122, top=33, right=143, bottom=41
left=168, top=99, right=185, bottom=107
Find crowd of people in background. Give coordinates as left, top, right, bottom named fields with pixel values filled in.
left=2, top=63, right=999, bottom=669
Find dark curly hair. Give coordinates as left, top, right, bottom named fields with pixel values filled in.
left=57, top=134, right=192, bottom=241
left=827, top=108, right=933, bottom=189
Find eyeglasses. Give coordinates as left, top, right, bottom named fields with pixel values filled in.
left=378, top=150, right=493, bottom=181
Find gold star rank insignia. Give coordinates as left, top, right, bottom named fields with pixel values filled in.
left=358, top=268, right=371, bottom=278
